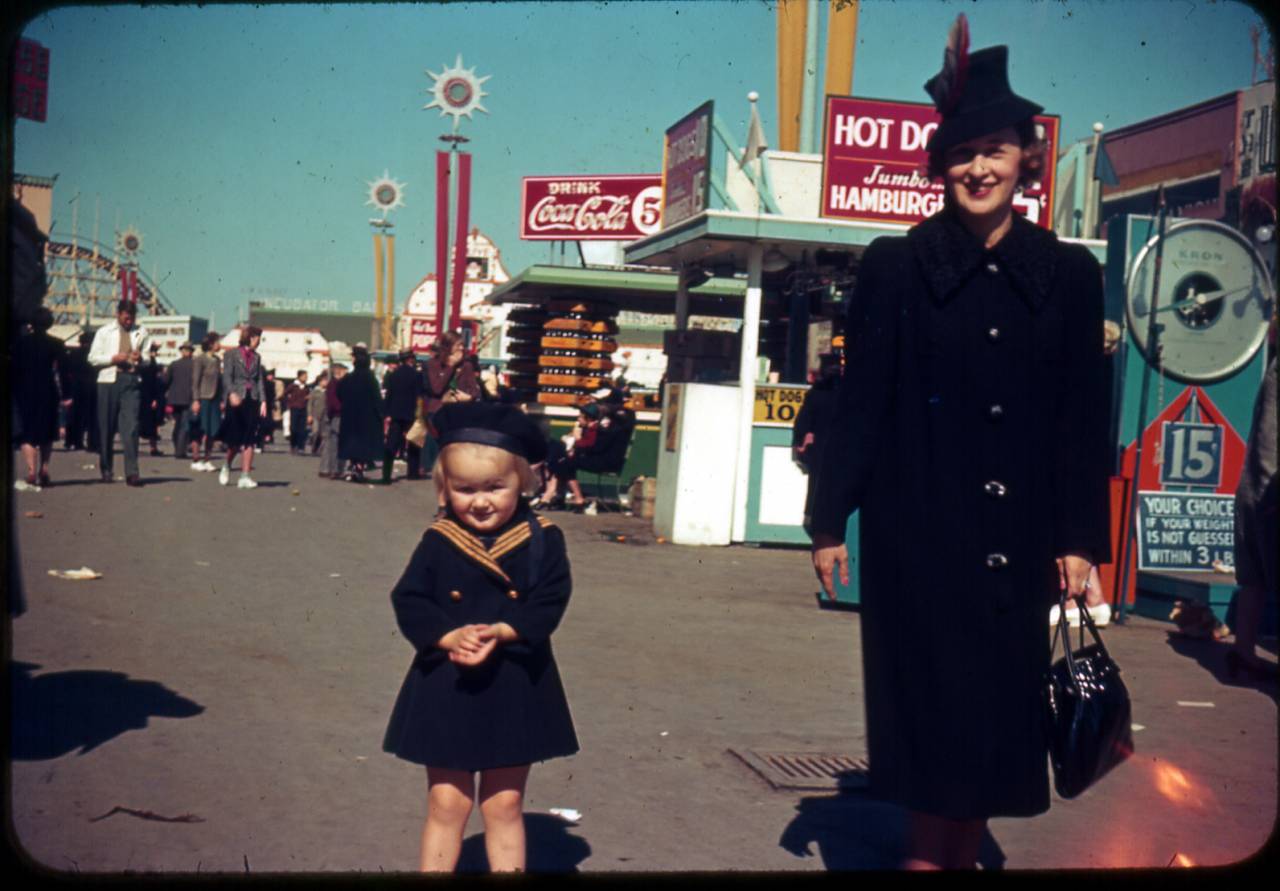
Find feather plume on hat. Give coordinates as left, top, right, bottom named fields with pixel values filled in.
left=926, top=13, right=970, bottom=114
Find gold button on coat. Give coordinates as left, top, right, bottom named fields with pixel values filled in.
left=449, top=589, right=462, bottom=601
left=507, top=589, right=520, bottom=600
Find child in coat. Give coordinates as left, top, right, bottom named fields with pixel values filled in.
left=384, top=402, right=578, bottom=872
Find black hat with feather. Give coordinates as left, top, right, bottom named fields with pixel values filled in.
left=923, top=15, right=1042, bottom=155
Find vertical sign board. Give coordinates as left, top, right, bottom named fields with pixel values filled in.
left=13, top=39, right=50, bottom=122
left=820, top=96, right=1059, bottom=229
left=661, top=101, right=713, bottom=229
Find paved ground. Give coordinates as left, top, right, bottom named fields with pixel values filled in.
left=6, top=446, right=1277, bottom=875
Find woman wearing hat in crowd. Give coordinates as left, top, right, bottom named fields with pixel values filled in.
left=383, top=401, right=578, bottom=872
left=190, top=332, right=224, bottom=471
left=810, top=17, right=1111, bottom=868
left=336, top=345, right=386, bottom=482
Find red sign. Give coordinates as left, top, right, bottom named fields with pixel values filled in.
left=520, top=175, right=663, bottom=241
left=408, top=317, right=438, bottom=352
left=13, top=39, right=50, bottom=123
left=821, top=96, right=1059, bottom=229
left=661, top=101, right=713, bottom=229
left=1121, top=387, right=1245, bottom=496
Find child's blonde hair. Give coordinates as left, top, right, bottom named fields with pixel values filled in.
left=433, top=441, right=540, bottom=498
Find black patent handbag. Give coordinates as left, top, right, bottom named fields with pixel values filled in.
left=1043, top=592, right=1134, bottom=799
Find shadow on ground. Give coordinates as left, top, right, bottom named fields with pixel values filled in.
left=455, top=814, right=590, bottom=873
left=10, top=661, right=205, bottom=759
left=1163, top=635, right=1278, bottom=701
left=778, top=793, right=1006, bottom=870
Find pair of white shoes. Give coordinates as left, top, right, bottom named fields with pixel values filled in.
left=1049, top=601, right=1112, bottom=628
left=14, top=479, right=41, bottom=492
left=217, top=465, right=258, bottom=489
left=190, top=460, right=217, bottom=472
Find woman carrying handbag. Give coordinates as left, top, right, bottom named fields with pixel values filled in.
left=811, top=17, right=1112, bottom=869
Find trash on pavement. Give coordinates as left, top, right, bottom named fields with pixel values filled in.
left=548, top=808, right=581, bottom=824
left=24, top=511, right=43, bottom=519
left=47, top=567, right=103, bottom=580
left=1176, top=701, right=1215, bottom=708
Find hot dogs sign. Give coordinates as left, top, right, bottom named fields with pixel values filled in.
left=821, top=96, right=1059, bottom=228
left=520, top=175, right=663, bottom=241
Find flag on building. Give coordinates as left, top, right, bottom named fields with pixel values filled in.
left=1093, top=138, right=1119, bottom=187
left=741, top=99, right=767, bottom=168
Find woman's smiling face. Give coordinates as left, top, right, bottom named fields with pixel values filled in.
left=943, top=126, right=1025, bottom=222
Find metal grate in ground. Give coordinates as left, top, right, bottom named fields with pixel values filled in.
left=728, top=749, right=869, bottom=792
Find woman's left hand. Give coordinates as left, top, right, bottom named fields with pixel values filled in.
left=259, top=401, right=268, bottom=418
left=1056, top=553, right=1093, bottom=597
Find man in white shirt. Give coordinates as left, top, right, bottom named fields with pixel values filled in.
left=86, top=300, right=151, bottom=485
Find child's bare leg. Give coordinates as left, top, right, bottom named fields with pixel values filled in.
left=477, top=764, right=530, bottom=872
left=421, top=767, right=475, bottom=872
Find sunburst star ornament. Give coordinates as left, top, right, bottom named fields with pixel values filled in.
left=366, top=170, right=407, bottom=219
left=115, top=225, right=144, bottom=257
left=424, top=54, right=490, bottom=131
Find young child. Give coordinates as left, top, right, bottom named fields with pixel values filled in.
left=383, top=402, right=578, bottom=873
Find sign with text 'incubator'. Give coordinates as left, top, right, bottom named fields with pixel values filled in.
left=820, top=96, right=1059, bottom=229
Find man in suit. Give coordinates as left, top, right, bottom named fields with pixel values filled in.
left=165, top=341, right=196, bottom=464
left=86, top=300, right=151, bottom=485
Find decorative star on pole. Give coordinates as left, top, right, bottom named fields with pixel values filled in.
left=366, top=170, right=407, bottom=220
left=423, top=54, right=490, bottom=133
left=115, top=225, right=144, bottom=258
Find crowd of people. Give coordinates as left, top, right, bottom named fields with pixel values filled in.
left=11, top=311, right=637, bottom=507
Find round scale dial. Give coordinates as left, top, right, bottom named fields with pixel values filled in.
left=1126, top=219, right=1273, bottom=384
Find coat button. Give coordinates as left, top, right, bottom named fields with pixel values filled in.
left=988, top=403, right=1004, bottom=421
left=984, top=480, right=1008, bottom=498
left=986, top=327, right=1001, bottom=342
left=449, top=589, right=462, bottom=601
left=985, top=261, right=1000, bottom=274
left=986, top=553, right=1009, bottom=570
left=507, top=589, right=519, bottom=600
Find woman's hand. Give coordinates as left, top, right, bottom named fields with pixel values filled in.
left=812, top=532, right=850, bottom=600
left=228, top=391, right=242, bottom=408
left=259, top=400, right=268, bottom=418
left=1056, top=553, right=1093, bottom=599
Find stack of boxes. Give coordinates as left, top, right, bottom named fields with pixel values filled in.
left=504, top=299, right=620, bottom=406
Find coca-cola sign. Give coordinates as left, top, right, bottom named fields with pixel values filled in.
left=520, top=175, right=663, bottom=241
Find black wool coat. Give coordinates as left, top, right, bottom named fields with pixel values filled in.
left=382, top=364, right=423, bottom=422
left=811, top=210, right=1111, bottom=820
left=335, top=367, right=385, bottom=463
left=383, top=507, right=578, bottom=771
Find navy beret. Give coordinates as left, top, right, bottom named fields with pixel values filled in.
left=432, top=402, right=548, bottom=465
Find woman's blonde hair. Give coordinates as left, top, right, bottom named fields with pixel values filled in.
left=433, top=442, right=540, bottom=499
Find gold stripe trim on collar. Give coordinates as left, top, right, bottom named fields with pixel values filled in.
left=428, top=515, right=557, bottom=583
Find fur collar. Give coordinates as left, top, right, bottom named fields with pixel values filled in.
left=906, top=208, right=1058, bottom=311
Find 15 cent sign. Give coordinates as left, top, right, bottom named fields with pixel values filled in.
left=521, top=175, right=662, bottom=241
left=821, top=96, right=1058, bottom=229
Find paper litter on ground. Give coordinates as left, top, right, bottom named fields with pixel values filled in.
left=48, top=566, right=103, bottom=580
left=24, top=511, right=43, bottom=519
left=549, top=808, right=581, bottom=824
left=1176, top=701, right=1215, bottom=708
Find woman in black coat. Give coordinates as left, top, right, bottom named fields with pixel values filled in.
left=336, top=346, right=385, bottom=481
left=811, top=35, right=1111, bottom=869
left=12, top=307, right=66, bottom=487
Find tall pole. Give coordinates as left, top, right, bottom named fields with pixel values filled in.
left=799, top=0, right=821, bottom=154
left=732, top=243, right=765, bottom=542
left=776, top=0, right=807, bottom=152
left=435, top=150, right=451, bottom=335
left=450, top=151, right=472, bottom=339
left=824, top=1, right=857, bottom=98
left=385, top=232, right=396, bottom=350
left=373, top=230, right=386, bottom=351
left=1114, top=184, right=1168, bottom=625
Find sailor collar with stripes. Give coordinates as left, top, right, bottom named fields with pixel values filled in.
left=428, top=508, right=556, bottom=589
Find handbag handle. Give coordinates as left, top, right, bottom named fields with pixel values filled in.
left=1051, top=592, right=1115, bottom=693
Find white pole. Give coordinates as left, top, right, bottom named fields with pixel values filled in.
left=799, top=0, right=821, bottom=154
left=731, top=243, right=764, bottom=542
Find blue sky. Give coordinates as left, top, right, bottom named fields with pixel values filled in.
left=14, top=1, right=1272, bottom=328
